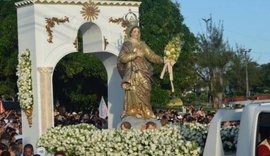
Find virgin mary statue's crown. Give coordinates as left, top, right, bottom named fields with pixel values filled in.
left=124, top=9, right=139, bottom=27
left=123, top=9, right=139, bottom=37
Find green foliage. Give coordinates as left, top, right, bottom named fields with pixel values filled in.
left=225, top=50, right=245, bottom=96
left=260, top=63, right=270, bottom=85
left=0, top=0, right=20, bottom=99
left=183, top=92, right=197, bottom=104
left=139, top=0, right=197, bottom=104
left=196, top=18, right=234, bottom=107
left=247, top=61, right=262, bottom=95
left=253, top=63, right=270, bottom=94
left=53, top=52, right=107, bottom=112
left=199, top=91, right=208, bottom=102
left=225, top=47, right=262, bottom=97
left=140, top=0, right=183, bottom=55
left=151, top=80, right=171, bottom=107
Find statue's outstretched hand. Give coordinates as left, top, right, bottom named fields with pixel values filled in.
left=164, top=58, right=175, bottom=66
left=164, top=57, right=170, bottom=64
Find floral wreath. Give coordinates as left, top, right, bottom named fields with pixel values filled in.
left=16, top=49, right=33, bottom=127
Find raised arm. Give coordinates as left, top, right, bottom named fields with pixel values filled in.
left=143, top=43, right=163, bottom=64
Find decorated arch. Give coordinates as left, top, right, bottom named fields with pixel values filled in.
left=16, top=0, right=140, bottom=146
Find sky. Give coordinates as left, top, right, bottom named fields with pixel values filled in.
left=176, top=0, right=270, bottom=65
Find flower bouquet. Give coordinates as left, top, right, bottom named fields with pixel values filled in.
left=16, top=49, right=33, bottom=127
left=160, top=34, right=182, bottom=92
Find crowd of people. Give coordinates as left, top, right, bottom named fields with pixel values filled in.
left=53, top=105, right=216, bottom=130
left=54, top=109, right=108, bottom=129
left=0, top=108, right=67, bottom=156
left=0, top=110, right=23, bottom=156
left=154, top=106, right=215, bottom=125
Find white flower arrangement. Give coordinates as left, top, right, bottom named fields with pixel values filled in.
left=37, top=124, right=200, bottom=156
left=220, top=125, right=239, bottom=151
left=16, top=49, right=33, bottom=111
left=178, top=122, right=239, bottom=152
left=179, top=123, right=209, bottom=148
left=37, top=123, right=239, bottom=155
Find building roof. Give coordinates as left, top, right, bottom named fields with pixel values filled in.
left=15, top=0, right=141, bottom=7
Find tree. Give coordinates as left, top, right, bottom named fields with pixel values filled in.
left=257, top=63, right=270, bottom=94
left=138, top=0, right=197, bottom=106
left=248, top=61, right=262, bottom=95
left=53, top=53, right=107, bottom=112
left=0, top=0, right=20, bottom=100
left=196, top=17, right=234, bottom=108
left=225, top=48, right=246, bottom=96
left=226, top=47, right=261, bottom=97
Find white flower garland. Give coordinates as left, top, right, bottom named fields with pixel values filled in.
left=16, top=49, right=33, bottom=110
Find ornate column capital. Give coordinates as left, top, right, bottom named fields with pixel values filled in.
left=38, top=67, right=53, bottom=74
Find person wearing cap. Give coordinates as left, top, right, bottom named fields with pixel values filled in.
left=35, top=147, right=46, bottom=156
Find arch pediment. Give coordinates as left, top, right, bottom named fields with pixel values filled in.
left=15, top=0, right=141, bottom=7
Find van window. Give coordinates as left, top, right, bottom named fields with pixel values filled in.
left=220, top=120, right=240, bottom=153
left=256, top=112, right=270, bottom=156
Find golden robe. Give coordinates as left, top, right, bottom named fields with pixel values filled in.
left=117, top=40, right=163, bottom=119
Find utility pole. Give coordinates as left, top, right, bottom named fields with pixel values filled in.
left=244, top=48, right=252, bottom=98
